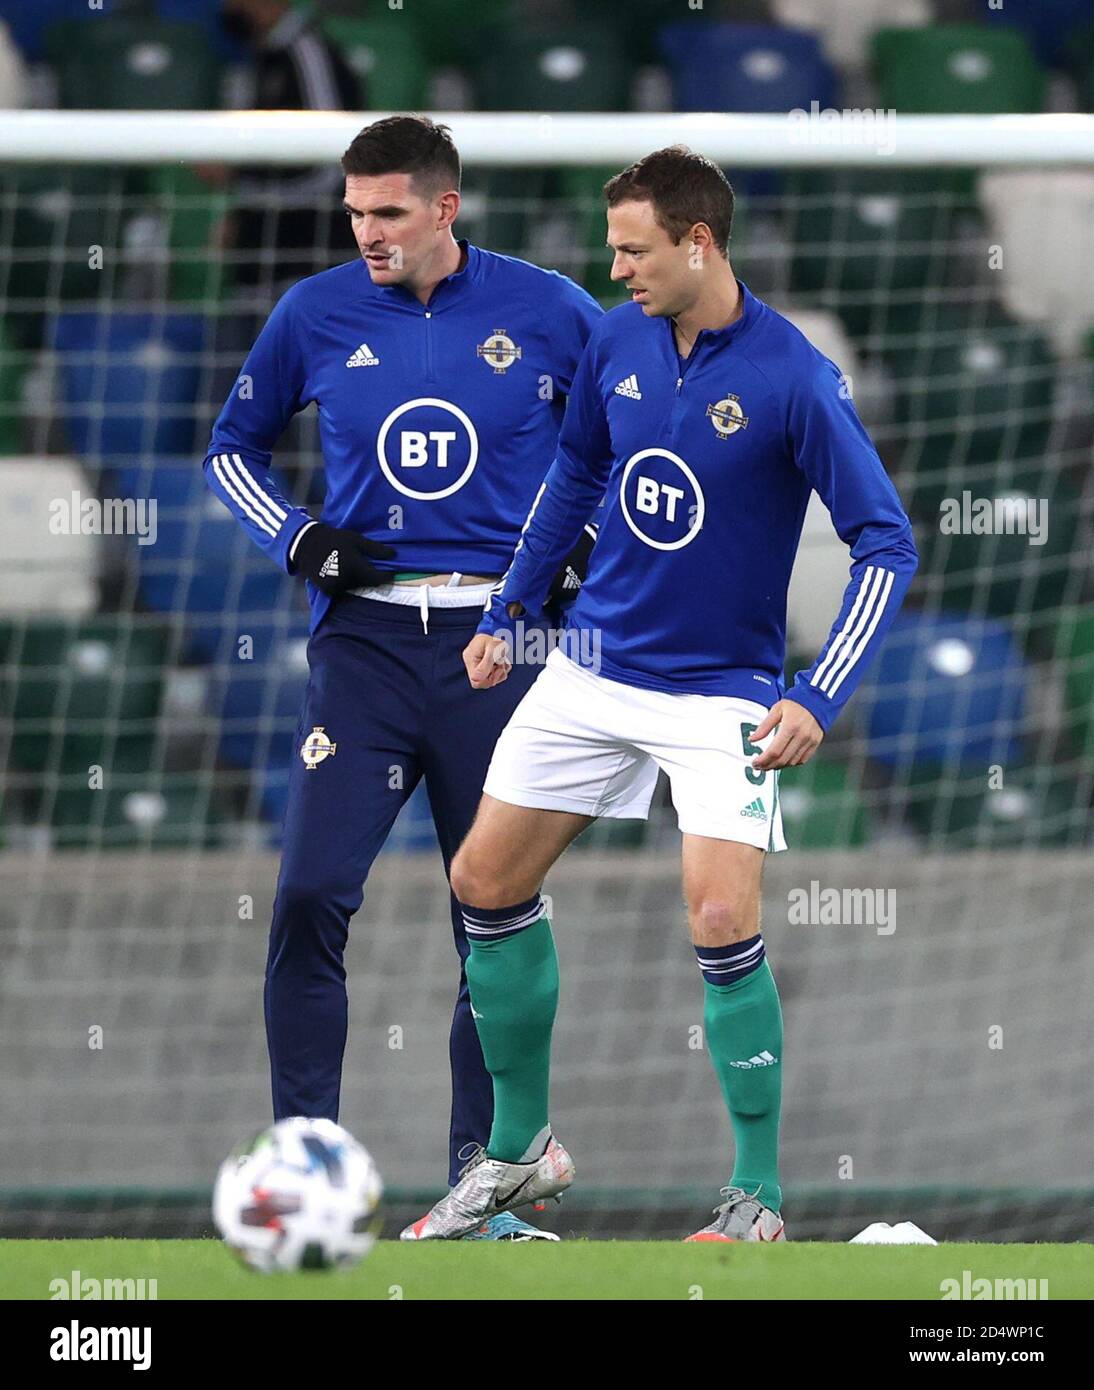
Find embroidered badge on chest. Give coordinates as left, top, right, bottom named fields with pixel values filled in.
left=476, top=329, right=522, bottom=374
left=707, top=394, right=750, bottom=438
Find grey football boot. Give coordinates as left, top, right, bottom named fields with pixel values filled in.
left=685, top=1185, right=786, bottom=1242
left=400, top=1137, right=574, bottom=1241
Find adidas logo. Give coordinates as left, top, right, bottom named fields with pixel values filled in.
left=729, top=1050, right=778, bottom=1070
left=614, top=373, right=642, bottom=399
left=346, top=342, right=379, bottom=367
left=561, top=566, right=581, bottom=590
left=740, top=797, right=766, bottom=820
left=318, top=550, right=339, bottom=578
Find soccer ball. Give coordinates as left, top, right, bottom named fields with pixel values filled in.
left=213, top=1117, right=383, bottom=1273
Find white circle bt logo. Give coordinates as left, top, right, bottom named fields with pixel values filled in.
left=377, top=398, right=479, bottom=500
left=619, top=448, right=705, bottom=550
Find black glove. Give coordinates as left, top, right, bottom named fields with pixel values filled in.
left=547, top=522, right=598, bottom=613
left=292, top=523, right=396, bottom=597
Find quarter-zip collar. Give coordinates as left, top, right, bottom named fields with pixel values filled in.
left=664, top=277, right=760, bottom=375
left=363, top=238, right=482, bottom=312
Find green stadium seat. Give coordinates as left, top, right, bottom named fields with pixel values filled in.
left=321, top=14, right=429, bottom=108
left=149, top=165, right=232, bottom=305
left=918, top=469, right=1082, bottom=655
left=0, top=619, right=170, bottom=777
left=0, top=164, right=135, bottom=345
left=458, top=167, right=552, bottom=260
left=396, top=0, right=514, bottom=72
left=1053, top=607, right=1094, bottom=760
left=1065, top=21, right=1094, bottom=112
left=777, top=760, right=868, bottom=848
left=554, top=166, right=618, bottom=300
left=45, top=14, right=221, bottom=111
left=474, top=24, right=633, bottom=111
left=785, top=168, right=976, bottom=341
left=48, top=770, right=225, bottom=851
left=0, top=320, right=28, bottom=454
left=872, top=24, right=1046, bottom=114
left=904, top=765, right=1084, bottom=848
left=887, top=303, right=1057, bottom=519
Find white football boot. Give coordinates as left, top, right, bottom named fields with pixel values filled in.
left=400, top=1137, right=574, bottom=1241
left=685, top=1185, right=786, bottom=1242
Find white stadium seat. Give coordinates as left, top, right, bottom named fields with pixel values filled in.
left=772, top=0, right=931, bottom=69
left=978, top=169, right=1094, bottom=356
left=0, top=458, right=99, bottom=616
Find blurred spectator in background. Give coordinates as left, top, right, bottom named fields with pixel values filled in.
left=201, top=0, right=362, bottom=471
left=216, top=0, right=363, bottom=297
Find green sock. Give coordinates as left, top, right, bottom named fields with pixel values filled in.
left=466, top=914, right=558, bottom=1164
left=703, top=958, right=784, bottom=1213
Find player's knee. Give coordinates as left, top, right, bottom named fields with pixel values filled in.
left=275, top=868, right=359, bottom=921
left=450, top=846, right=518, bottom=909
left=688, top=896, right=755, bottom=946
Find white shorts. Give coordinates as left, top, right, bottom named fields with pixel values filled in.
left=484, top=648, right=787, bottom=850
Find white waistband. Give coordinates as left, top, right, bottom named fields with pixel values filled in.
left=350, top=579, right=500, bottom=610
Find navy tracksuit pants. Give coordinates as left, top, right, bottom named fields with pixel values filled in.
left=264, top=593, right=542, bottom=1185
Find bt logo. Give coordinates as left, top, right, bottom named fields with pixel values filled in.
left=377, top=397, right=479, bottom=500
left=619, top=448, right=705, bottom=550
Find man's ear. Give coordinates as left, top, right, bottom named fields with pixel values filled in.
left=436, top=189, right=461, bottom=231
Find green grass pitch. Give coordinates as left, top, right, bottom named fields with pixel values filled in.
left=3, top=1239, right=1091, bottom=1300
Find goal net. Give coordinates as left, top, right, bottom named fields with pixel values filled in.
left=0, top=111, right=1091, bottom=1242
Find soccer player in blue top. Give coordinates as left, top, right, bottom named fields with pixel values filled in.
left=404, top=146, right=919, bottom=1242
left=204, top=116, right=602, bottom=1240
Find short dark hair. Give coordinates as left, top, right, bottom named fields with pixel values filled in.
left=341, top=115, right=461, bottom=198
left=604, top=146, right=734, bottom=255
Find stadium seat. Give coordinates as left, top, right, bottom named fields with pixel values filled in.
left=858, top=611, right=1029, bottom=770
left=554, top=165, right=619, bottom=300
left=982, top=0, right=1093, bottom=68
left=45, top=13, right=221, bottom=111
left=0, top=320, right=27, bottom=453
left=918, top=469, right=1083, bottom=653
left=0, top=0, right=87, bottom=64
left=0, top=458, right=98, bottom=617
left=778, top=759, right=868, bottom=848
left=771, top=0, right=931, bottom=70
left=108, top=461, right=300, bottom=664
left=320, top=14, right=429, bottom=109
left=786, top=491, right=861, bottom=660
left=474, top=24, right=633, bottom=111
left=389, top=0, right=514, bottom=72
left=785, top=168, right=976, bottom=341
left=156, top=0, right=248, bottom=64
left=903, top=763, right=1085, bottom=849
left=0, top=165, right=135, bottom=346
left=457, top=167, right=552, bottom=261
left=0, top=16, right=26, bottom=108
left=658, top=23, right=839, bottom=114
left=149, top=165, right=233, bottom=306
left=886, top=302, right=1057, bottom=518
left=978, top=170, right=1094, bottom=357
left=872, top=25, right=1045, bottom=114
left=1054, top=607, right=1094, bottom=760
left=48, top=768, right=225, bottom=850
left=52, top=312, right=207, bottom=461
left=0, top=616, right=169, bottom=777
left=1066, top=21, right=1094, bottom=111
